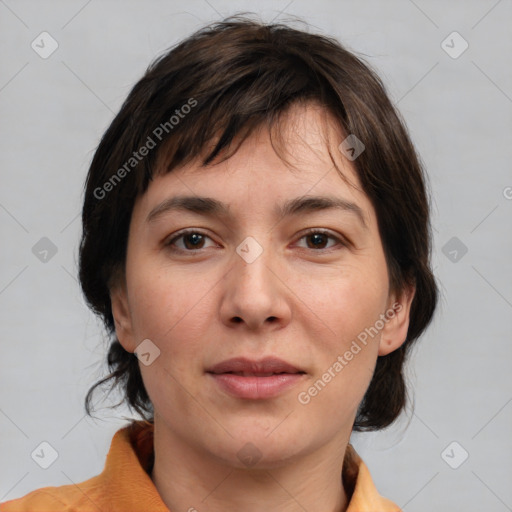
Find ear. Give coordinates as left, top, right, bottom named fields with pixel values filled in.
left=110, top=279, right=136, bottom=353
left=378, top=283, right=416, bottom=356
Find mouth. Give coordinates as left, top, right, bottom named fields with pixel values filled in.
left=217, top=371, right=303, bottom=377
left=206, top=357, right=306, bottom=399
left=206, top=357, right=305, bottom=376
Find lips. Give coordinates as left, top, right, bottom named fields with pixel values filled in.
left=206, top=357, right=306, bottom=399
left=207, top=357, right=305, bottom=376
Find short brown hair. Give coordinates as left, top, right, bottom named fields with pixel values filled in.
left=80, top=15, right=438, bottom=431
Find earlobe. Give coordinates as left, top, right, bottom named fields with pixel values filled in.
left=378, top=284, right=416, bottom=356
left=110, top=283, right=136, bottom=353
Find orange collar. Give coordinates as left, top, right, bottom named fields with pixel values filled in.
left=2, top=420, right=401, bottom=511
left=106, top=420, right=401, bottom=511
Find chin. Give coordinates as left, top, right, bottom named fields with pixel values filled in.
left=203, top=420, right=319, bottom=469
left=210, top=441, right=306, bottom=471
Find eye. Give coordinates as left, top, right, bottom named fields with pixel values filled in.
left=165, top=228, right=347, bottom=254
left=165, top=230, right=217, bottom=253
left=296, top=229, right=346, bottom=251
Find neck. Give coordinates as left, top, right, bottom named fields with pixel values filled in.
left=150, top=420, right=351, bottom=512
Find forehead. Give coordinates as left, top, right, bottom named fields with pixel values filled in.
left=134, top=102, right=374, bottom=226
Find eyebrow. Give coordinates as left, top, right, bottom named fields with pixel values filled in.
left=146, top=194, right=367, bottom=228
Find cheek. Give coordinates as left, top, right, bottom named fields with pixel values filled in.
left=297, top=275, right=384, bottom=420
left=127, top=266, right=213, bottom=410
left=126, top=260, right=215, bottom=357
left=301, top=261, right=387, bottom=400
left=313, top=261, right=389, bottom=339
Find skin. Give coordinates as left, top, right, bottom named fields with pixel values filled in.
left=111, top=101, right=415, bottom=512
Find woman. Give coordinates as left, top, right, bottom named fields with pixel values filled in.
left=2, top=15, right=437, bottom=511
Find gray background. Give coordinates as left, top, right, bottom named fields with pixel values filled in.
left=1, top=0, right=511, bottom=510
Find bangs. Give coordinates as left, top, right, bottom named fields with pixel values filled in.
left=126, top=52, right=348, bottom=198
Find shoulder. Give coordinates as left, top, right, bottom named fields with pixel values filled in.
left=0, top=481, right=101, bottom=512
left=1, top=421, right=156, bottom=512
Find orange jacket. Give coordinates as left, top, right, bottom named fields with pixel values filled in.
left=1, top=421, right=401, bottom=511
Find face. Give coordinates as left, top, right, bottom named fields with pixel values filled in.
left=111, top=102, right=414, bottom=468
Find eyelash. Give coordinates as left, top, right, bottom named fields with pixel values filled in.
left=165, top=228, right=347, bottom=254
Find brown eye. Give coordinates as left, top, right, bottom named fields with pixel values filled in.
left=166, top=230, right=215, bottom=253
left=183, top=233, right=204, bottom=249
left=297, top=229, right=345, bottom=251
left=305, top=232, right=330, bottom=249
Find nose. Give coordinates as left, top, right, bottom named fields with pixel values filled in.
left=219, top=236, right=292, bottom=332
